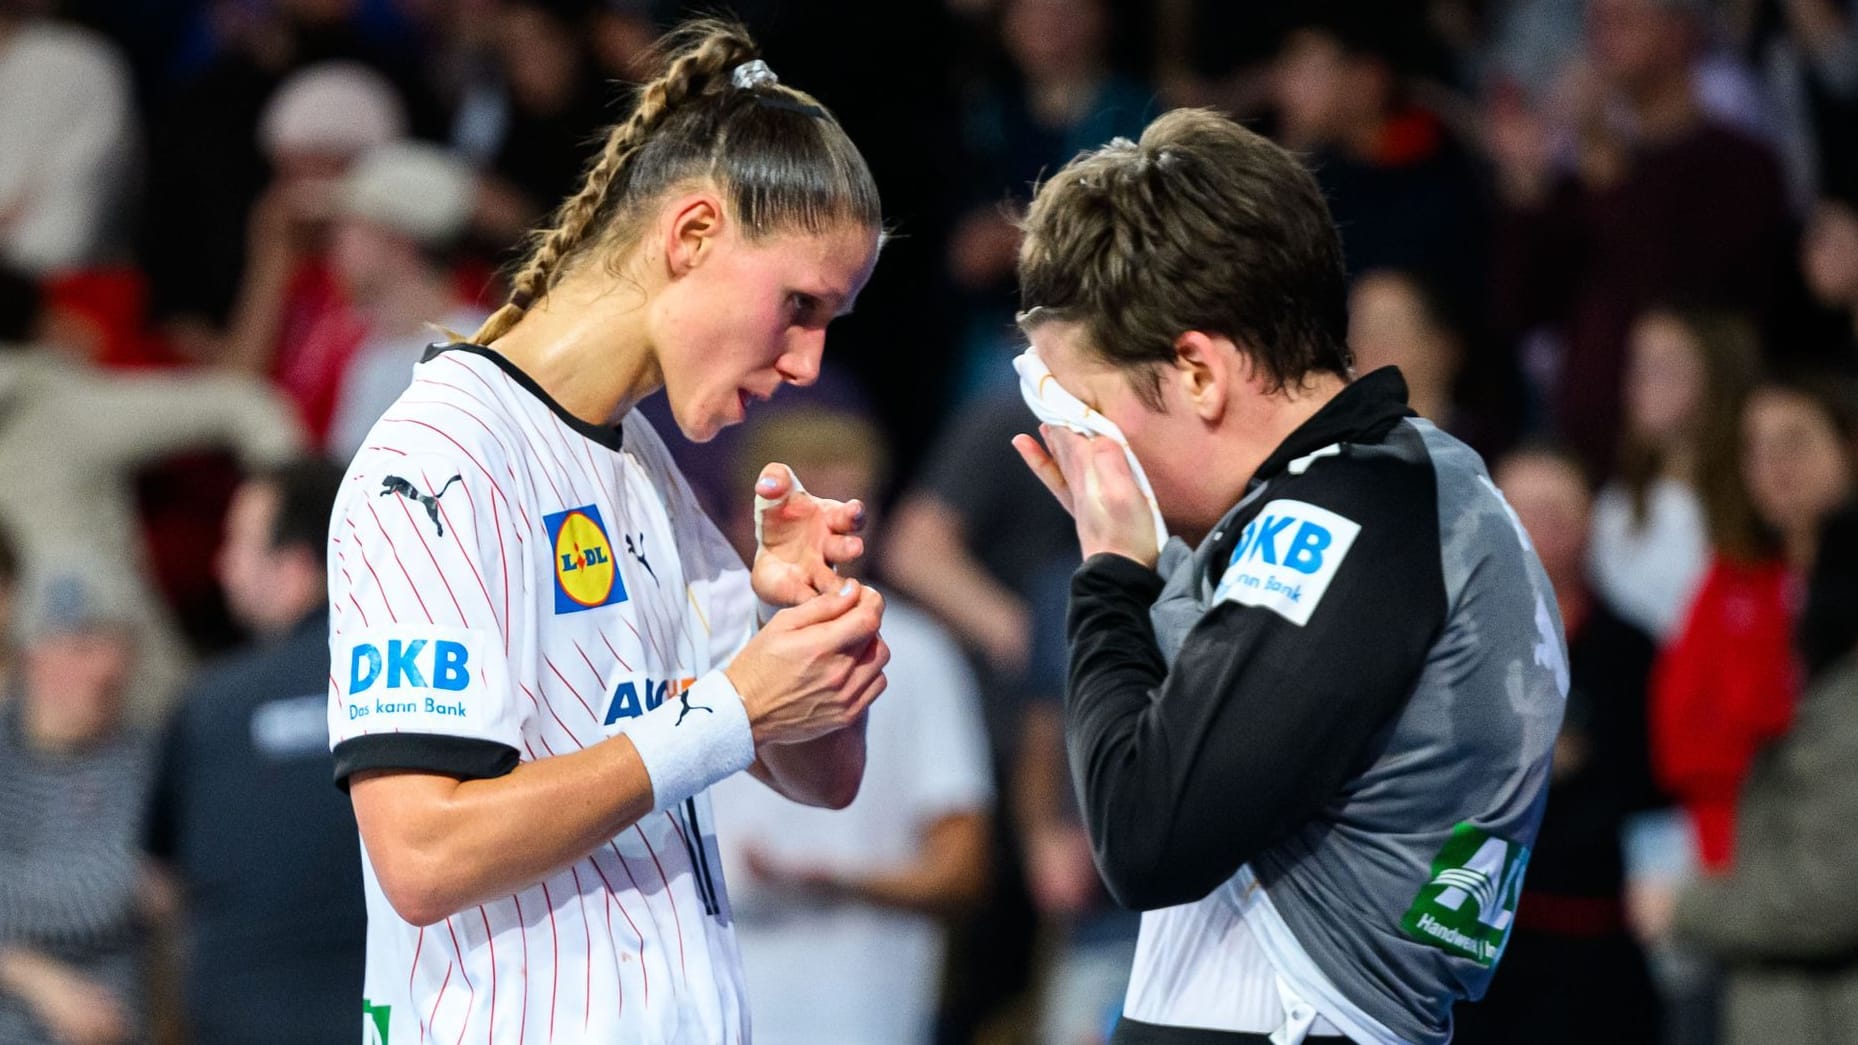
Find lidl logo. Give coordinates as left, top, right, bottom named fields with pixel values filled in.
left=546, top=505, right=628, bottom=614
left=1215, top=498, right=1360, bottom=626
left=605, top=674, right=698, bottom=725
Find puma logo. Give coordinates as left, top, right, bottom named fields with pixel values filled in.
left=380, top=474, right=462, bottom=536
left=675, top=689, right=713, bottom=727
left=625, top=532, right=658, bottom=583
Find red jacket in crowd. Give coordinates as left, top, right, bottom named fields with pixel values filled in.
left=1651, top=555, right=1799, bottom=871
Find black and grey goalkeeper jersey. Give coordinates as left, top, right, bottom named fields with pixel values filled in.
left=1066, top=368, right=1565, bottom=1044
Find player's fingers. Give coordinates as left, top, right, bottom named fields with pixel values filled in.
left=822, top=497, right=865, bottom=534
left=844, top=665, right=889, bottom=718
left=754, top=462, right=797, bottom=503
left=770, top=577, right=863, bottom=629
left=1012, top=432, right=1073, bottom=514
left=822, top=534, right=864, bottom=565
left=817, top=583, right=884, bottom=650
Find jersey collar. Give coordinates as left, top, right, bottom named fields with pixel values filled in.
left=1249, top=366, right=1413, bottom=486
left=422, top=342, right=625, bottom=451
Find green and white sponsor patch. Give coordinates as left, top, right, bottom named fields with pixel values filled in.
left=1401, top=823, right=1529, bottom=967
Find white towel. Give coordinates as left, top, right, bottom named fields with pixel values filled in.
left=1013, top=347, right=1169, bottom=545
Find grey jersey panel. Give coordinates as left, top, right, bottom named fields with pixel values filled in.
left=1146, top=419, right=1564, bottom=1043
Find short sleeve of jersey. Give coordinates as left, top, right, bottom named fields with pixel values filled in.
left=327, top=450, right=525, bottom=788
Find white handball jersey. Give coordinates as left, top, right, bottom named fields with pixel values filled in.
left=327, top=342, right=759, bottom=1045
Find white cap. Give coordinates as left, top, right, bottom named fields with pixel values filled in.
left=259, top=61, right=407, bottom=159
left=338, top=141, right=476, bottom=246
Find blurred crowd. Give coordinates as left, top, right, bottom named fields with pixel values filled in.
left=0, top=0, right=1855, bottom=1043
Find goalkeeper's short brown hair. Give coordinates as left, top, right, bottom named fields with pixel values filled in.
left=1016, top=108, right=1352, bottom=409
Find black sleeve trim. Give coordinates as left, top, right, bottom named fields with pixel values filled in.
left=332, top=734, right=522, bottom=791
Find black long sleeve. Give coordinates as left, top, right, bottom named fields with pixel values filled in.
left=1064, top=453, right=1446, bottom=911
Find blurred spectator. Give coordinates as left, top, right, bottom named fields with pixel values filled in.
left=0, top=576, right=156, bottom=1045
left=1803, top=195, right=1858, bottom=365
left=948, top=0, right=1151, bottom=397
left=1489, top=0, right=1792, bottom=475
left=1348, top=268, right=1515, bottom=458
left=1730, top=0, right=1858, bottom=206
left=1273, top=2, right=1488, bottom=304
left=0, top=8, right=138, bottom=276
left=1637, top=372, right=1856, bottom=1044
left=1801, top=496, right=1858, bottom=672
left=222, top=61, right=405, bottom=443
left=137, top=0, right=439, bottom=343
left=324, top=140, right=485, bottom=461
left=711, top=407, right=993, bottom=1045
left=144, top=457, right=362, bottom=1045
left=0, top=331, right=302, bottom=722
left=452, top=0, right=614, bottom=247
left=883, top=393, right=1076, bottom=722
left=882, top=391, right=1071, bottom=1043
left=1456, top=445, right=1663, bottom=1044
left=1015, top=561, right=1138, bottom=1045
left=0, top=520, right=15, bottom=701
left=1152, top=0, right=1298, bottom=115
left=1670, top=495, right=1858, bottom=1045
left=1590, top=308, right=1762, bottom=641
left=1651, top=373, right=1856, bottom=875
left=589, top=0, right=658, bottom=84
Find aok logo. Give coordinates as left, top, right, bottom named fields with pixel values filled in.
left=606, top=675, right=698, bottom=725
left=545, top=505, right=629, bottom=614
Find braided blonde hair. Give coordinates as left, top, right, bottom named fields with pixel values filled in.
left=471, top=19, right=879, bottom=346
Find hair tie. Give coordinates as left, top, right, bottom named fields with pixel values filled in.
left=510, top=290, right=533, bottom=310
left=731, top=59, right=778, bottom=90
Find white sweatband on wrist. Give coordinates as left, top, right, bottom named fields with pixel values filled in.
left=622, top=672, right=755, bottom=811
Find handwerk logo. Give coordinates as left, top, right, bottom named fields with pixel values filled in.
left=1401, top=823, right=1530, bottom=968
left=605, top=674, right=699, bottom=726
left=1216, top=498, right=1361, bottom=627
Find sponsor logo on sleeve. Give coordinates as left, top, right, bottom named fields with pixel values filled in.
left=339, top=627, right=492, bottom=731
left=1213, top=499, right=1361, bottom=626
left=1401, top=823, right=1530, bottom=967
left=545, top=505, right=629, bottom=613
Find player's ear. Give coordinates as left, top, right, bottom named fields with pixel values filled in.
left=1173, top=331, right=1229, bottom=424
left=660, top=192, right=726, bottom=279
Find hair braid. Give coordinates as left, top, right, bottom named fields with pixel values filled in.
left=470, top=21, right=758, bottom=345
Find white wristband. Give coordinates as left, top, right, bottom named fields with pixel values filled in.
left=622, top=672, right=755, bottom=811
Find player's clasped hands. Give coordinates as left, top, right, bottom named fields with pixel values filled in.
left=726, top=461, right=889, bottom=747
